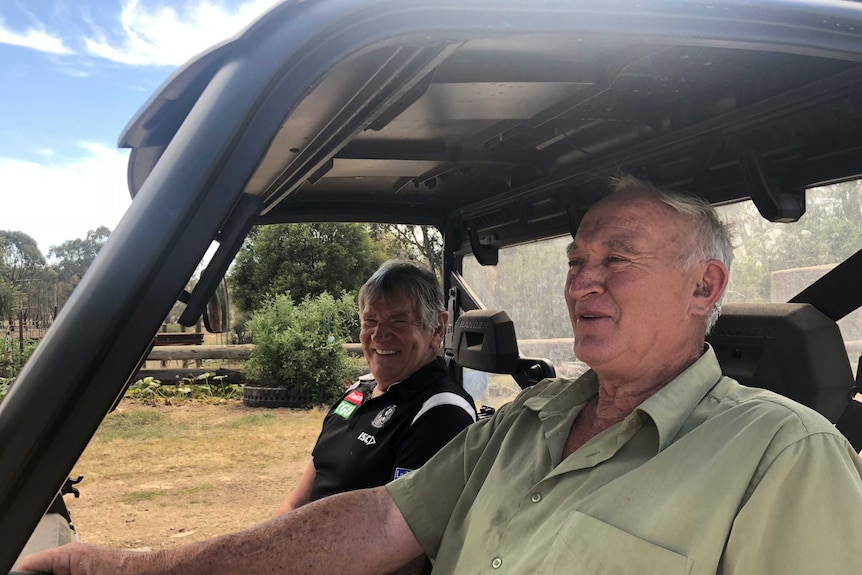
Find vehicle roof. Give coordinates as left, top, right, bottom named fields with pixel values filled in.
left=121, top=0, right=862, bottom=253
left=4, top=0, right=862, bottom=569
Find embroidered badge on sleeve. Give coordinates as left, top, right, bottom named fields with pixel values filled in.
left=394, top=467, right=413, bottom=479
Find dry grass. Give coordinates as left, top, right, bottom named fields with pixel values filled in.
left=68, top=400, right=326, bottom=550
left=67, top=376, right=522, bottom=551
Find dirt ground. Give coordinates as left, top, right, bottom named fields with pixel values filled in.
left=65, top=401, right=327, bottom=551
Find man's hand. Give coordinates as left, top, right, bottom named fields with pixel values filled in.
left=17, top=542, right=151, bottom=575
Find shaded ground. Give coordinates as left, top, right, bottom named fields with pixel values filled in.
left=66, top=401, right=326, bottom=550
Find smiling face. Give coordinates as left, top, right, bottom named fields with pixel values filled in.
left=359, top=293, right=445, bottom=390
left=565, top=189, right=724, bottom=385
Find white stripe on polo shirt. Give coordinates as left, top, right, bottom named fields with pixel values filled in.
left=410, top=392, right=477, bottom=426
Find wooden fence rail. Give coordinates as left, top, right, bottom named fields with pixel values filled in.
left=135, top=343, right=364, bottom=384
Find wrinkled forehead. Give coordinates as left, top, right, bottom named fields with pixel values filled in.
left=571, top=192, right=689, bottom=252
left=359, top=290, right=419, bottom=318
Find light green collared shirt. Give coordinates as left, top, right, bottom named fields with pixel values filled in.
left=387, top=346, right=862, bottom=574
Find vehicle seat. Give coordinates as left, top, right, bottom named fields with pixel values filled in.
left=453, top=309, right=556, bottom=389
left=706, top=303, right=855, bottom=424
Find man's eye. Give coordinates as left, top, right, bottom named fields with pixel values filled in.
left=607, top=255, right=628, bottom=264
left=362, top=319, right=377, bottom=326
left=567, top=259, right=583, bottom=268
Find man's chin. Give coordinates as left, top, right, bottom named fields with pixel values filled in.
left=573, top=340, right=616, bottom=367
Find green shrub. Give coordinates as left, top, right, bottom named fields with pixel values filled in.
left=0, top=337, right=40, bottom=403
left=0, top=337, right=39, bottom=378
left=245, top=292, right=356, bottom=406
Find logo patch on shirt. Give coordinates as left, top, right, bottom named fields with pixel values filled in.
left=393, top=467, right=412, bottom=479
left=372, top=405, right=396, bottom=428
left=334, top=401, right=358, bottom=419
left=357, top=432, right=377, bottom=446
left=345, top=390, right=364, bottom=405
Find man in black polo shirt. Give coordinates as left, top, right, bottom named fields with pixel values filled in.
left=275, top=261, right=476, bottom=571
left=308, top=358, right=476, bottom=500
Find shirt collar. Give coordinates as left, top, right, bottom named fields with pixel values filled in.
left=635, top=344, right=723, bottom=451
left=522, top=344, right=723, bottom=452
left=522, top=370, right=598, bottom=414
left=372, top=357, right=450, bottom=400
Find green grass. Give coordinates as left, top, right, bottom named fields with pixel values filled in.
left=226, top=412, right=278, bottom=429
left=180, top=483, right=216, bottom=494
left=122, top=489, right=163, bottom=504
left=95, top=410, right=171, bottom=443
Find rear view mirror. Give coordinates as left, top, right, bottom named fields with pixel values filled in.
left=203, top=280, right=230, bottom=333
left=177, top=278, right=231, bottom=334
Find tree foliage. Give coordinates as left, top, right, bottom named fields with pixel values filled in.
left=48, top=226, right=111, bottom=303
left=0, top=231, right=47, bottom=323
left=0, top=227, right=113, bottom=328
left=0, top=231, right=45, bottom=284
left=722, top=181, right=862, bottom=305
left=0, top=276, right=15, bottom=325
left=463, top=236, right=572, bottom=340
left=229, top=223, right=387, bottom=314
left=720, top=181, right=862, bottom=342
left=370, top=224, right=443, bottom=278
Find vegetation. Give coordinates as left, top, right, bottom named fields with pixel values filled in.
left=463, top=181, right=862, bottom=342
left=244, top=292, right=358, bottom=406
left=0, top=230, right=51, bottom=325
left=721, top=181, right=862, bottom=304
left=464, top=236, right=573, bottom=340
left=229, top=223, right=387, bottom=314
left=370, top=224, right=443, bottom=279
left=69, top=402, right=326, bottom=550
left=94, top=408, right=171, bottom=443
left=0, top=336, right=40, bottom=401
left=0, top=227, right=110, bottom=403
left=125, top=373, right=244, bottom=403
left=228, top=222, right=446, bottom=315
left=0, top=227, right=110, bottom=334
left=49, top=226, right=111, bottom=305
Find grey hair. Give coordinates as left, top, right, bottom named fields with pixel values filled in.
left=608, top=175, right=735, bottom=333
left=358, top=260, right=444, bottom=329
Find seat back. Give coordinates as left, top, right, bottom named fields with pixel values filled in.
left=706, top=303, right=854, bottom=423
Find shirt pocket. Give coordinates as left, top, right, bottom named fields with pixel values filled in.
left=542, top=511, right=694, bottom=575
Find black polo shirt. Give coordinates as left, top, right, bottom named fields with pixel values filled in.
left=308, top=358, right=477, bottom=502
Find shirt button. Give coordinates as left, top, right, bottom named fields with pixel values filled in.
left=531, top=493, right=542, bottom=503
left=491, top=557, right=503, bottom=569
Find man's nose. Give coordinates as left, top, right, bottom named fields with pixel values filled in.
left=566, top=263, right=605, bottom=300
left=371, top=322, right=392, bottom=340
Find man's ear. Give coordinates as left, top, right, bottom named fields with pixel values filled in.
left=433, top=311, right=448, bottom=342
left=690, top=260, right=729, bottom=316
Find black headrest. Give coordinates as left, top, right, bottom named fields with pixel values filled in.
left=707, top=303, right=854, bottom=423
left=453, top=310, right=520, bottom=373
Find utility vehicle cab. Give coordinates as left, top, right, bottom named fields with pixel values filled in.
left=4, top=0, right=862, bottom=571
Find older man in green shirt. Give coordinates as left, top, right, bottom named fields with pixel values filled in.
left=21, top=176, right=862, bottom=575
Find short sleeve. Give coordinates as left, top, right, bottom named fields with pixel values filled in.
left=386, top=404, right=510, bottom=559
left=721, top=432, right=862, bottom=573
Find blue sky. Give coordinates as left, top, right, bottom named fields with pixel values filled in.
left=0, top=0, right=281, bottom=256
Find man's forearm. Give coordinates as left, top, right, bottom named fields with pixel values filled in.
left=20, top=487, right=423, bottom=575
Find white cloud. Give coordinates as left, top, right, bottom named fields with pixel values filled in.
left=0, top=143, right=132, bottom=255
left=33, top=147, right=56, bottom=158
left=84, top=0, right=282, bottom=66
left=0, top=18, right=74, bottom=55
